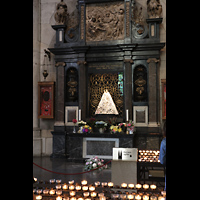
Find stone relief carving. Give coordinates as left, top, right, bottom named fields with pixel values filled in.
left=86, top=2, right=124, bottom=42
left=147, top=0, right=162, bottom=19
left=54, top=0, right=69, bottom=25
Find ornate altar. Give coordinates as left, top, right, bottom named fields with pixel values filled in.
left=49, top=0, right=165, bottom=159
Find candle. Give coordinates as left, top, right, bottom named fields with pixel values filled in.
left=158, top=197, right=165, bottom=200
left=136, top=184, right=142, bottom=189
left=89, top=185, right=95, bottom=191
left=36, top=195, right=42, bottom=200
left=70, top=191, right=76, bottom=196
left=135, top=195, right=141, bottom=200
left=69, top=180, right=74, bottom=185
left=49, top=179, right=55, bottom=184
left=56, top=184, right=62, bottom=189
left=76, top=185, right=82, bottom=191
left=56, top=190, right=62, bottom=195
left=83, top=192, right=90, bottom=197
left=70, top=197, right=76, bottom=200
left=79, top=109, right=81, bottom=121
left=95, top=181, right=100, bottom=187
left=101, top=182, right=107, bottom=187
left=150, top=184, right=156, bottom=190
left=69, top=185, right=75, bottom=190
left=143, top=195, right=149, bottom=200
left=78, top=197, right=84, bottom=200
left=90, top=192, right=97, bottom=197
left=43, top=189, right=49, bottom=195
left=62, top=183, right=68, bottom=190
left=98, top=193, right=104, bottom=197
left=81, top=180, right=87, bottom=185
left=127, top=194, right=134, bottom=199
left=99, top=197, right=106, bottom=200
left=126, top=109, right=129, bottom=121
left=120, top=194, right=126, bottom=199
left=143, top=184, right=149, bottom=189
left=121, top=183, right=127, bottom=188
left=56, top=197, right=62, bottom=200
left=56, top=179, right=62, bottom=184
left=108, top=182, right=114, bottom=187
left=112, top=194, right=119, bottom=199
left=49, top=188, right=55, bottom=195
left=128, top=183, right=134, bottom=189
left=82, top=185, right=88, bottom=191
left=150, top=196, right=157, bottom=200
left=34, top=177, right=37, bottom=182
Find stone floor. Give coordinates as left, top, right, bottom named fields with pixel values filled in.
left=33, top=156, right=112, bottom=184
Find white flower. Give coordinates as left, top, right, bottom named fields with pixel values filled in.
left=92, top=163, right=97, bottom=168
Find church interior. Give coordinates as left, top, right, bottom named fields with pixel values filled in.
left=33, top=0, right=166, bottom=199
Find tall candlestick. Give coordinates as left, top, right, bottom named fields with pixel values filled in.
left=79, top=109, right=81, bottom=121
left=126, top=109, right=129, bottom=121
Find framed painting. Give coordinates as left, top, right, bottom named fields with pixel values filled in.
left=38, top=82, right=54, bottom=119
left=65, top=106, right=78, bottom=126
left=161, top=79, right=166, bottom=119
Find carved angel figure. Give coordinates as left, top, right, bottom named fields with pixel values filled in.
left=54, top=0, right=68, bottom=25
left=147, top=0, right=162, bottom=18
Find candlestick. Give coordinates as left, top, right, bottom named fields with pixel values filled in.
left=126, top=109, right=129, bottom=121
left=79, top=109, right=81, bottom=121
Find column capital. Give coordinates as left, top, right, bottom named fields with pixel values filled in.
left=147, top=58, right=160, bottom=63
left=77, top=60, right=87, bottom=65
left=123, top=59, right=134, bottom=63
left=55, top=62, right=66, bottom=67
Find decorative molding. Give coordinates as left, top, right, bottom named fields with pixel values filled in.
left=55, top=62, right=66, bottom=67
left=147, top=58, right=159, bottom=63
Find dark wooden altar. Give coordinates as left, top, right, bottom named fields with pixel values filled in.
left=49, top=0, right=165, bottom=159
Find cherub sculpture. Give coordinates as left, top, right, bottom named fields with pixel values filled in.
left=147, top=0, right=162, bottom=19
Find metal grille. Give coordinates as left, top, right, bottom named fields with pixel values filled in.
left=89, top=73, right=123, bottom=117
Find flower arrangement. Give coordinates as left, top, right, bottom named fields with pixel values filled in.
left=110, top=125, right=122, bottom=133
left=82, top=125, right=92, bottom=133
left=78, top=120, right=87, bottom=127
left=126, top=120, right=134, bottom=132
left=95, top=121, right=108, bottom=128
left=84, top=156, right=107, bottom=171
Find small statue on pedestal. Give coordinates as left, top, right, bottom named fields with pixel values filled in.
left=147, top=0, right=162, bottom=19
left=54, top=0, right=68, bottom=25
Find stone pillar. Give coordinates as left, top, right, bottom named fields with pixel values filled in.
left=77, top=60, right=87, bottom=120
left=54, top=62, right=66, bottom=130
left=33, top=0, right=41, bottom=156
left=124, top=59, right=133, bottom=121
left=147, top=58, right=159, bottom=127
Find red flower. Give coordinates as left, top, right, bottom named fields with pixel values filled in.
left=72, top=119, right=77, bottom=124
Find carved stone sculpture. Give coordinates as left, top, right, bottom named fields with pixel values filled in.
left=147, top=0, right=162, bottom=19
left=86, top=2, right=124, bottom=42
left=54, top=0, right=68, bottom=25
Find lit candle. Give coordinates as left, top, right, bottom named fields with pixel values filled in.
left=127, top=194, right=134, bottom=199
left=69, top=180, right=74, bottom=185
left=79, top=109, right=81, bottom=121
left=98, top=193, right=104, bottom=197
left=56, top=179, right=62, bottom=184
left=69, top=185, right=75, bottom=190
left=99, top=197, right=106, bottom=200
left=136, top=184, right=142, bottom=189
left=143, top=184, right=149, bottom=189
left=150, top=196, right=157, bottom=200
left=81, top=180, right=87, bottom=185
left=101, top=182, right=107, bottom=187
left=43, top=189, right=49, bottom=195
left=56, top=190, right=62, bottom=195
left=49, top=179, right=55, bottom=184
left=90, top=192, right=97, bottom=197
left=70, top=197, right=76, bottom=200
left=34, top=177, right=37, bottom=182
left=158, top=196, right=165, bottom=200
left=89, top=185, right=95, bottom=191
left=56, top=196, right=62, bottom=200
left=78, top=197, right=84, bottom=200
left=85, top=198, right=91, bottom=200
left=120, top=194, right=126, bottom=199
left=56, top=184, right=62, bottom=189
left=82, top=185, right=88, bottom=191
left=112, top=194, right=119, bottom=199
left=143, top=195, right=149, bottom=200
left=128, top=183, right=134, bottom=189
left=70, top=191, right=76, bottom=196
left=49, top=188, right=55, bottom=195
left=76, top=185, right=82, bottom=191
left=62, top=183, right=68, bottom=190
left=83, top=192, right=90, bottom=197
left=150, top=184, right=156, bottom=190
left=126, top=109, right=129, bottom=121
left=95, top=181, right=100, bottom=187
left=36, top=195, right=42, bottom=200
left=121, top=183, right=127, bottom=188
left=108, top=182, right=114, bottom=187
left=135, top=195, right=141, bottom=200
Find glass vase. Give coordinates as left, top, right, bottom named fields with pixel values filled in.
left=73, top=125, right=76, bottom=133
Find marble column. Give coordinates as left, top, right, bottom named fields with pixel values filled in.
left=77, top=60, right=87, bottom=120
left=147, top=58, right=159, bottom=126
left=124, top=59, right=133, bottom=121
left=54, top=62, right=66, bottom=130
